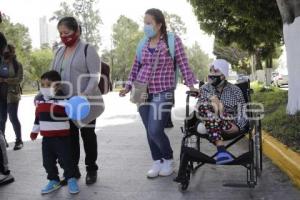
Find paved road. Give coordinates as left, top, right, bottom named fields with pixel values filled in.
left=1, top=86, right=299, bottom=200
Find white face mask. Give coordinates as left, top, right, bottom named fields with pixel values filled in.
left=40, top=87, right=55, bottom=100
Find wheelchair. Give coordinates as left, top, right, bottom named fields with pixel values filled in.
left=175, top=80, right=263, bottom=191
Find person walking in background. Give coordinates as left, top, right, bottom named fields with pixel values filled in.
left=120, top=8, right=197, bottom=178
left=0, top=34, right=23, bottom=150
left=0, top=31, right=14, bottom=186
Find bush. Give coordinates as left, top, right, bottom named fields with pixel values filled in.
left=251, top=83, right=300, bottom=152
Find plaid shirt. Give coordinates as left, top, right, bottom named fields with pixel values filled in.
left=125, top=35, right=197, bottom=94
left=198, top=82, right=249, bottom=131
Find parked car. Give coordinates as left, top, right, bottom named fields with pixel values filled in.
left=272, top=72, right=288, bottom=87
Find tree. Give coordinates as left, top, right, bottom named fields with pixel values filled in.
left=213, top=39, right=251, bottom=74
left=27, top=48, right=53, bottom=90
left=163, top=12, right=187, bottom=37
left=0, top=14, right=32, bottom=88
left=187, top=0, right=282, bottom=76
left=111, top=16, right=143, bottom=81
left=186, top=42, right=212, bottom=81
left=52, top=0, right=102, bottom=50
left=276, top=0, right=300, bottom=114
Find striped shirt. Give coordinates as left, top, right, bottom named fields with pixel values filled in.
left=125, top=35, right=197, bottom=94
left=31, top=95, right=70, bottom=137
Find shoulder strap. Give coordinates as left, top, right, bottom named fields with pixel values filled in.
left=167, top=32, right=175, bottom=60
left=136, top=36, right=148, bottom=64
left=84, top=44, right=89, bottom=57
left=167, top=32, right=179, bottom=88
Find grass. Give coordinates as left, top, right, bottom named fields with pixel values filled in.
left=251, top=82, right=300, bottom=152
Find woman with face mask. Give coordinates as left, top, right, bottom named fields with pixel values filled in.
left=49, top=17, right=104, bottom=185
left=175, top=59, right=249, bottom=183
left=195, top=59, right=249, bottom=164
left=119, top=8, right=197, bottom=178
left=0, top=42, right=23, bottom=151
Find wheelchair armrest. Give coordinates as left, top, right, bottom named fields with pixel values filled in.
left=186, top=91, right=199, bottom=97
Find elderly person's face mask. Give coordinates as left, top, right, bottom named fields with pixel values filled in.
left=208, top=66, right=225, bottom=87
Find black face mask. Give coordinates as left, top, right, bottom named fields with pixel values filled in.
left=208, top=75, right=223, bottom=87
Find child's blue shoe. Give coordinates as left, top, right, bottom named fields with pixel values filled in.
left=68, top=178, right=79, bottom=194
left=41, top=180, right=61, bottom=194
left=216, top=151, right=234, bottom=165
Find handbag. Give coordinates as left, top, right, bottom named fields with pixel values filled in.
left=130, top=49, right=160, bottom=104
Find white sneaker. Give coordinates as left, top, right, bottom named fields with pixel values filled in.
left=147, top=160, right=162, bottom=178
left=159, top=159, right=174, bottom=177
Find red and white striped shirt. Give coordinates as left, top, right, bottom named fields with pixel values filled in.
left=31, top=96, right=70, bottom=137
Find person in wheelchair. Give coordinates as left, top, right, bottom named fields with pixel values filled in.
left=175, top=59, right=249, bottom=184
left=196, top=59, right=249, bottom=164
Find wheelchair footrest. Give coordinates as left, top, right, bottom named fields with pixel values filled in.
left=224, top=152, right=252, bottom=165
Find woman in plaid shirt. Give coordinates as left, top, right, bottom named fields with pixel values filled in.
left=120, top=8, right=197, bottom=178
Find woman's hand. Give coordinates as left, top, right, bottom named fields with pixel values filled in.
left=210, top=95, right=222, bottom=114
left=119, top=88, right=130, bottom=97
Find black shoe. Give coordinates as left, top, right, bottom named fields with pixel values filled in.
left=13, top=140, right=23, bottom=151
left=0, top=174, right=15, bottom=186
left=86, top=171, right=97, bottom=185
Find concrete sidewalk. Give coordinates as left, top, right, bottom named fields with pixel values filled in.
left=1, top=114, right=300, bottom=200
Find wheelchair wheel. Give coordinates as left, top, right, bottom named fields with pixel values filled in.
left=254, top=119, right=263, bottom=177
left=178, top=180, right=189, bottom=192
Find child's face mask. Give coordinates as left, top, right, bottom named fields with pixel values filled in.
left=40, top=79, right=57, bottom=100
left=40, top=87, right=55, bottom=100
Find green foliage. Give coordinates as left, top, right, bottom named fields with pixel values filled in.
left=111, top=16, right=143, bottom=81
left=186, top=42, right=212, bottom=81
left=251, top=84, right=300, bottom=152
left=27, top=48, right=53, bottom=89
left=188, top=0, right=282, bottom=53
left=188, top=0, right=283, bottom=74
left=163, top=12, right=187, bottom=37
left=52, top=0, right=102, bottom=50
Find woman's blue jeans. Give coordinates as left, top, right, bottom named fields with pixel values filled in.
left=138, top=90, right=174, bottom=161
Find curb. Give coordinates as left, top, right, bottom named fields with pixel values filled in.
left=262, top=130, right=300, bottom=188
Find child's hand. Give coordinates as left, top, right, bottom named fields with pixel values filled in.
left=30, top=133, right=38, bottom=141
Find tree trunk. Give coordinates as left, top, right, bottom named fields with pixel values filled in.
left=283, top=17, right=300, bottom=114
left=265, top=56, right=273, bottom=86
left=277, top=0, right=300, bottom=114
left=36, top=80, right=40, bottom=90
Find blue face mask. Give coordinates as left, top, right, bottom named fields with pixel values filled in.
left=144, top=24, right=157, bottom=38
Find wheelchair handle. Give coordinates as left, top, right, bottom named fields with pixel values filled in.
left=185, top=91, right=200, bottom=117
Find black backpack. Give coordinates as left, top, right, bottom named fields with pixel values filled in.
left=84, top=44, right=112, bottom=95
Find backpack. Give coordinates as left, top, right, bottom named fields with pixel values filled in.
left=136, top=32, right=179, bottom=88
left=84, top=44, right=112, bottom=95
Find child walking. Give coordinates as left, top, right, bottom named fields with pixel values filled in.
left=30, top=70, right=79, bottom=195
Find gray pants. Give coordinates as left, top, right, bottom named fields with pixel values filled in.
left=0, top=131, right=9, bottom=174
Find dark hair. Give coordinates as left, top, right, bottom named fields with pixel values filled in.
left=145, top=8, right=169, bottom=50
left=57, top=17, right=79, bottom=32
left=0, top=32, right=7, bottom=53
left=41, top=70, right=62, bottom=82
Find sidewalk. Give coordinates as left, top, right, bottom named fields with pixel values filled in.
left=0, top=89, right=300, bottom=199
left=1, top=114, right=300, bottom=199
